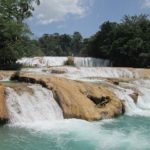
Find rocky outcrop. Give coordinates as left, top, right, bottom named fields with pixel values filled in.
left=129, top=92, right=139, bottom=103
left=11, top=73, right=124, bottom=121
left=0, top=84, right=9, bottom=124
left=51, top=68, right=67, bottom=74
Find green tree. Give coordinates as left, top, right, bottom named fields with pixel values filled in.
left=0, top=0, right=40, bottom=69
left=71, top=32, right=83, bottom=56
left=88, top=21, right=117, bottom=59
left=110, top=15, right=150, bottom=67
left=39, top=33, right=83, bottom=56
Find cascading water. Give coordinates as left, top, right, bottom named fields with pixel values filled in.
left=17, top=57, right=110, bottom=67
left=74, top=57, right=110, bottom=67
left=63, top=67, right=138, bottom=79
left=21, top=67, right=139, bottom=80
left=107, top=79, right=150, bottom=117
left=6, top=84, right=63, bottom=124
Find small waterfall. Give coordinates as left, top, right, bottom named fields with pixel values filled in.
left=6, top=85, right=63, bottom=124
left=74, top=57, right=110, bottom=67
left=17, top=57, right=110, bottom=67
left=109, top=80, right=150, bottom=116
left=137, top=88, right=150, bottom=110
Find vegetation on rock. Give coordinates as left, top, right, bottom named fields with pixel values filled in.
left=64, top=57, right=75, bottom=66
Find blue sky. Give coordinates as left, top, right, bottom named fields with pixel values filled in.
left=27, top=0, right=150, bottom=38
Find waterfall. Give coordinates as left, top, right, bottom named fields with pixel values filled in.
left=74, top=57, right=110, bottom=67
left=6, top=85, right=63, bottom=124
left=109, top=80, right=150, bottom=116
left=16, top=57, right=68, bottom=67
left=17, top=57, right=110, bottom=67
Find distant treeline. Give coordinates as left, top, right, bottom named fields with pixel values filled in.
left=0, top=1, right=150, bottom=69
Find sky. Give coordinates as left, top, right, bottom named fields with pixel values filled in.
left=27, top=0, right=150, bottom=38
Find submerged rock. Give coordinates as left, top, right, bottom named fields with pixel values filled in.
left=0, top=84, right=9, bottom=124
left=11, top=73, right=124, bottom=121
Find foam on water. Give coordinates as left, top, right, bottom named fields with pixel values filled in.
left=3, top=116, right=150, bottom=150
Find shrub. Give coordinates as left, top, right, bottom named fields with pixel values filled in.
left=64, top=57, right=75, bottom=66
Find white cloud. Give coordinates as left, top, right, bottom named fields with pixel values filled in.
left=33, top=0, right=92, bottom=24
left=143, top=0, right=150, bottom=7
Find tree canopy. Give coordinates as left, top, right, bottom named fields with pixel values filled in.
left=38, top=32, right=84, bottom=56
left=88, top=15, right=150, bottom=67
left=0, top=0, right=40, bottom=69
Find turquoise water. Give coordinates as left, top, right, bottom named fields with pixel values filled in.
left=0, top=116, right=150, bottom=150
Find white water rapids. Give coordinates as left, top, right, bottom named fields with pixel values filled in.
left=6, top=85, right=63, bottom=124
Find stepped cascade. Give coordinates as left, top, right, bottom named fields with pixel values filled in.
left=20, top=66, right=148, bottom=80
left=17, top=57, right=110, bottom=67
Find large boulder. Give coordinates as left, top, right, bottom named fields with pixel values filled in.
left=0, top=84, right=9, bottom=124
left=11, top=73, right=124, bottom=121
